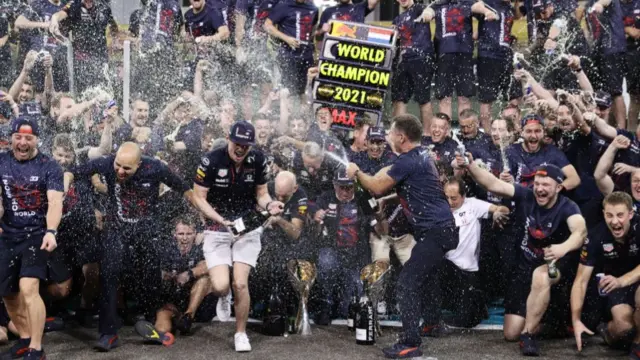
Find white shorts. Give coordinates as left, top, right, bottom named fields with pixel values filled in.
left=202, top=227, right=263, bottom=268
left=370, top=233, right=416, bottom=265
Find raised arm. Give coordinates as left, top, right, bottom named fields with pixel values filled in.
left=561, top=164, right=581, bottom=191
left=594, top=135, right=629, bottom=195
left=348, top=164, right=397, bottom=196
left=460, top=153, right=516, bottom=198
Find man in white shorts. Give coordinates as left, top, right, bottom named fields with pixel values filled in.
left=192, top=121, right=284, bottom=352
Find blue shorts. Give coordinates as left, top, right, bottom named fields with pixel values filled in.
left=391, top=56, right=435, bottom=105
left=277, top=52, right=313, bottom=96
left=434, top=52, right=475, bottom=99
left=0, top=234, right=48, bottom=297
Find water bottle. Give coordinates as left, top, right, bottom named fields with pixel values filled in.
left=347, top=291, right=359, bottom=332
left=355, top=282, right=375, bottom=345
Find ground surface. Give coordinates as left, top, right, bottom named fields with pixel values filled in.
left=4, top=321, right=629, bottom=360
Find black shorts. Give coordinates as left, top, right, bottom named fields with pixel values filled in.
left=591, top=51, right=625, bottom=96
left=477, top=56, right=522, bottom=103
left=0, top=235, right=49, bottom=297
left=277, top=52, right=313, bottom=96
left=391, top=56, right=435, bottom=105
left=607, top=282, right=640, bottom=310
left=46, top=249, right=72, bottom=284
left=626, top=50, right=640, bottom=95
left=434, top=52, right=475, bottom=99
left=504, top=254, right=577, bottom=317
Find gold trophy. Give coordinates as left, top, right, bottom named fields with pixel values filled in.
left=360, top=262, right=391, bottom=337
left=287, top=260, right=317, bottom=336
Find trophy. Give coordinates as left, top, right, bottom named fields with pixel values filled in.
left=287, top=259, right=317, bottom=336
left=360, top=262, right=391, bottom=337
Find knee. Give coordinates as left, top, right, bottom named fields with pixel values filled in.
left=530, top=267, right=551, bottom=292
left=210, top=278, right=230, bottom=297
left=503, top=328, right=521, bottom=342
left=18, top=279, right=40, bottom=299
left=48, top=282, right=71, bottom=299
left=232, top=279, right=248, bottom=294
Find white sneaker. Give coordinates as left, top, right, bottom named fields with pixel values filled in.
left=234, top=332, right=251, bottom=352
left=217, top=292, right=232, bottom=322
left=377, top=301, right=387, bottom=315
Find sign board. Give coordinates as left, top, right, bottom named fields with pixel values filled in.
left=313, top=102, right=382, bottom=130
left=317, top=60, right=391, bottom=89
left=320, top=37, right=394, bottom=70
left=329, top=20, right=397, bottom=48
left=313, top=81, right=385, bottom=112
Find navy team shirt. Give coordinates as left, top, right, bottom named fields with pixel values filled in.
left=580, top=216, right=640, bottom=276
left=292, top=152, right=339, bottom=202
left=137, top=0, right=184, bottom=51
left=74, top=155, right=189, bottom=224
left=319, top=2, right=372, bottom=28
left=587, top=0, right=627, bottom=55
left=392, top=4, right=434, bottom=60
left=184, top=4, right=226, bottom=39
left=421, top=136, right=459, bottom=165
left=507, top=143, right=571, bottom=187
left=513, top=184, right=581, bottom=265
left=433, top=0, right=474, bottom=54
left=29, top=0, right=67, bottom=52
left=387, top=146, right=455, bottom=231
left=0, top=152, right=64, bottom=239
left=236, top=0, right=280, bottom=39
left=268, top=1, right=319, bottom=57
left=63, top=0, right=113, bottom=60
left=61, top=174, right=94, bottom=226
left=558, top=131, right=608, bottom=205
left=622, top=0, right=640, bottom=52
left=462, top=131, right=493, bottom=158
left=194, top=147, right=269, bottom=230
left=352, top=150, right=397, bottom=176
left=162, top=242, right=205, bottom=274
left=476, top=0, right=515, bottom=59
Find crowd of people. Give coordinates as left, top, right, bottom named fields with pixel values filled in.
left=1, top=0, right=640, bottom=359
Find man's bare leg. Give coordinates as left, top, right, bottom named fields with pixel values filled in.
left=420, top=102, right=433, bottom=136
left=186, top=276, right=213, bottom=316
left=20, top=278, right=44, bottom=350
left=232, top=263, right=252, bottom=333
left=522, top=265, right=558, bottom=334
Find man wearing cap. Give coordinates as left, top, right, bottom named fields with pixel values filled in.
left=346, top=114, right=458, bottom=359
left=457, top=154, right=587, bottom=356
left=192, top=120, right=284, bottom=352
left=594, top=90, right=613, bottom=122
left=312, top=168, right=373, bottom=325
left=67, top=142, right=195, bottom=352
left=352, top=126, right=397, bottom=176
left=506, top=114, right=580, bottom=190
left=0, top=117, right=63, bottom=360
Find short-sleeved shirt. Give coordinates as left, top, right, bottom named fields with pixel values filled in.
left=73, top=155, right=189, bottom=224
left=237, top=0, right=281, bottom=40
left=316, top=190, right=371, bottom=250
left=580, top=216, right=640, bottom=276
left=29, top=0, right=67, bottom=52
left=194, top=147, right=269, bottom=229
left=319, top=2, right=371, bottom=28
left=184, top=4, right=226, bottom=39
left=476, top=0, right=515, bottom=59
left=587, top=0, right=627, bottom=55
left=62, top=173, right=94, bottom=226
left=558, top=131, right=608, bottom=204
left=63, top=0, right=113, bottom=60
left=421, top=136, right=459, bottom=165
left=461, top=131, right=493, bottom=159
left=0, top=152, right=64, bottom=239
left=170, top=118, right=204, bottom=182
left=507, top=143, right=571, bottom=187
left=263, top=184, right=308, bottom=250
left=387, top=146, right=455, bottom=231
left=352, top=150, right=397, bottom=176
left=447, top=197, right=492, bottom=271
left=392, top=4, right=434, bottom=60
left=622, top=0, right=640, bottom=51
left=433, top=0, right=474, bottom=54
left=513, top=184, right=581, bottom=265
left=268, top=1, right=318, bottom=57
left=137, top=0, right=184, bottom=51
left=161, top=242, right=205, bottom=274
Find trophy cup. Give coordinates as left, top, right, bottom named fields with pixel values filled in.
left=360, top=262, right=391, bottom=337
left=287, top=259, right=317, bottom=336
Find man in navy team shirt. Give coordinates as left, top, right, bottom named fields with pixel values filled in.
left=317, top=0, right=380, bottom=36
left=347, top=114, right=458, bottom=359
left=69, top=142, right=194, bottom=352
left=392, top=0, right=436, bottom=132
left=352, top=126, right=397, bottom=176
left=264, top=0, right=318, bottom=98
left=0, top=117, right=63, bottom=360
left=421, top=113, right=459, bottom=165
left=192, top=121, right=284, bottom=352
left=460, top=158, right=587, bottom=356
left=184, top=0, right=230, bottom=54
left=571, top=192, right=640, bottom=356
left=585, top=0, right=627, bottom=128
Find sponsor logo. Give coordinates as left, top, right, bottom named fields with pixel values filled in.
left=218, top=169, right=228, bottom=177
left=30, top=176, right=39, bottom=182
left=201, top=157, right=210, bottom=166
left=603, top=243, right=614, bottom=252
left=329, top=203, right=337, bottom=210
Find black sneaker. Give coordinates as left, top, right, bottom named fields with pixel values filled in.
left=0, top=338, right=30, bottom=360
left=420, top=322, right=452, bottom=337
left=382, top=343, right=423, bottom=359
left=22, top=348, right=45, bottom=360
left=94, top=334, right=120, bottom=352
left=519, top=333, right=540, bottom=356
left=134, top=320, right=175, bottom=346
left=630, top=342, right=640, bottom=360
left=44, top=317, right=64, bottom=333
left=313, top=311, right=331, bottom=326
left=175, top=313, right=193, bottom=335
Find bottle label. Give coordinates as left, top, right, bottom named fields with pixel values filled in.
left=233, top=217, right=246, bottom=233
left=368, top=198, right=377, bottom=209
left=356, top=328, right=367, bottom=341
left=347, top=319, right=354, bottom=327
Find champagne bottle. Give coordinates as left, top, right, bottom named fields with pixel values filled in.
left=355, top=183, right=379, bottom=226
left=263, top=284, right=286, bottom=336
left=347, top=290, right=359, bottom=332
left=355, top=282, right=375, bottom=345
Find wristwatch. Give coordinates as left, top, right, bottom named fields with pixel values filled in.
left=46, top=229, right=57, bottom=236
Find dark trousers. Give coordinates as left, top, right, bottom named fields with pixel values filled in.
left=316, top=248, right=364, bottom=318
left=98, top=221, right=161, bottom=335
left=438, top=260, right=485, bottom=328
left=397, top=226, right=458, bottom=346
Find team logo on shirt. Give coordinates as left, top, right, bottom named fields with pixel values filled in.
left=329, top=204, right=337, bottom=210
left=218, top=169, right=228, bottom=177
left=631, top=244, right=639, bottom=255
left=30, top=176, right=38, bottom=182
left=201, top=157, right=210, bottom=166
left=603, top=243, right=614, bottom=252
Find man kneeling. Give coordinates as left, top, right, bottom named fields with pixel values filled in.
left=135, top=216, right=211, bottom=346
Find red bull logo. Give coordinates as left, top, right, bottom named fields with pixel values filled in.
left=331, top=22, right=357, bottom=39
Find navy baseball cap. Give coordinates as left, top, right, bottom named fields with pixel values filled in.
left=594, top=91, right=612, bottom=109
left=228, top=120, right=255, bottom=146
left=521, top=114, right=544, bottom=129
left=535, top=164, right=565, bottom=184
left=532, top=0, right=549, bottom=14
left=10, top=116, right=39, bottom=137
left=367, top=126, right=386, bottom=141
left=334, top=168, right=355, bottom=185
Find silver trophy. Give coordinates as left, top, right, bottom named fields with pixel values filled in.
left=360, top=262, right=391, bottom=337
left=287, top=260, right=317, bottom=336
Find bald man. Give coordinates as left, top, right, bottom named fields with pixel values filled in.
left=69, top=142, right=195, bottom=351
